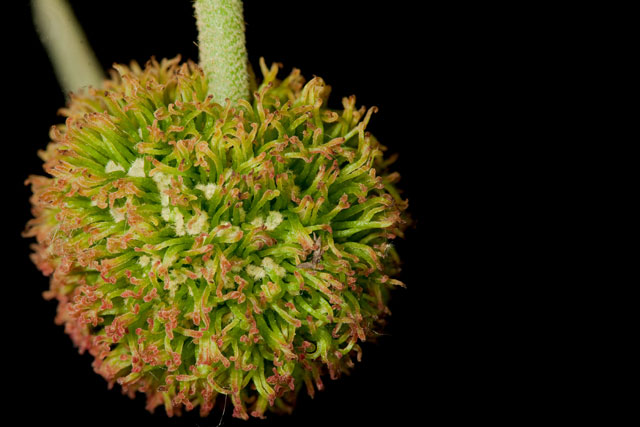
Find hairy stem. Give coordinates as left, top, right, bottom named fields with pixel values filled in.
left=32, top=0, right=104, bottom=94
left=194, top=0, right=250, bottom=104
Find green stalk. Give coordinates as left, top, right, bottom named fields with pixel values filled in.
left=32, top=0, right=104, bottom=94
left=194, top=0, right=250, bottom=104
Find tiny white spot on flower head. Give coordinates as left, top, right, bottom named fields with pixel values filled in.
left=127, top=158, right=145, bottom=177
left=105, top=160, right=125, bottom=173
left=261, top=257, right=286, bottom=277
left=251, top=216, right=264, bottom=228
left=246, top=264, right=266, bottom=280
left=153, top=172, right=172, bottom=206
left=170, top=270, right=187, bottom=285
left=164, top=251, right=179, bottom=266
left=265, top=211, right=283, bottom=231
left=161, top=207, right=171, bottom=222
left=186, top=211, right=209, bottom=235
left=195, top=183, right=217, bottom=200
left=109, top=207, right=125, bottom=223
left=174, top=208, right=185, bottom=236
left=138, top=255, right=150, bottom=267
left=152, top=172, right=171, bottom=187
left=166, top=270, right=187, bottom=299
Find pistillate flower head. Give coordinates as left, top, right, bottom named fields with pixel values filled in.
left=25, top=56, right=407, bottom=419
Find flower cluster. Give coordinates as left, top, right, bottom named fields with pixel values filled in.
left=25, top=56, right=407, bottom=419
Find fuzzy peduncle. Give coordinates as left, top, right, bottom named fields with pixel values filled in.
left=194, top=0, right=250, bottom=104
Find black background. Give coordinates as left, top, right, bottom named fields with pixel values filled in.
left=4, top=1, right=444, bottom=426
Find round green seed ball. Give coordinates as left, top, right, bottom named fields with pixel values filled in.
left=25, top=57, right=407, bottom=419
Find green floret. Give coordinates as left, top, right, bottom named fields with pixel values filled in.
left=24, top=56, right=407, bottom=419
